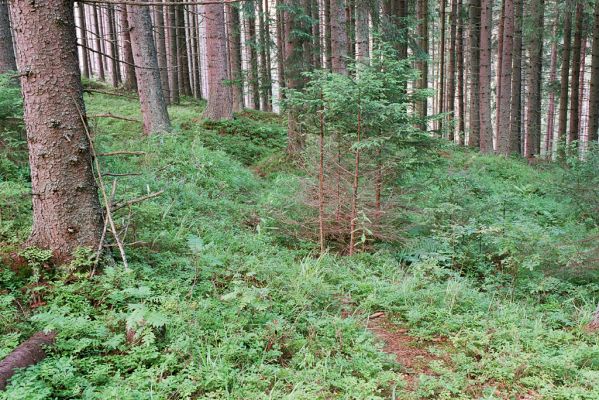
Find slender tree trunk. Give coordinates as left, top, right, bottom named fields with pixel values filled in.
left=284, top=0, right=305, bottom=154
left=76, top=3, right=90, bottom=79
left=120, top=6, right=138, bottom=91
left=438, top=0, right=447, bottom=132
left=546, top=22, right=559, bottom=155
left=312, top=0, right=322, bottom=69
left=152, top=4, right=168, bottom=101
left=588, top=0, right=599, bottom=144
left=0, top=0, right=15, bottom=73
left=91, top=5, right=105, bottom=81
left=397, top=0, right=408, bottom=59
left=247, top=4, right=261, bottom=109
left=258, top=0, right=271, bottom=111
left=355, top=0, right=369, bottom=64
left=176, top=3, right=191, bottom=96
left=558, top=1, right=573, bottom=156
left=330, top=0, right=348, bottom=74
left=569, top=2, right=584, bottom=144
left=203, top=2, right=233, bottom=120
left=446, top=0, right=458, bottom=141
left=457, top=0, right=465, bottom=144
left=524, top=0, right=544, bottom=158
left=416, top=0, right=428, bottom=131
left=325, top=0, right=332, bottom=70
left=9, top=0, right=103, bottom=262
left=318, top=91, right=325, bottom=254
left=127, top=3, right=171, bottom=134
left=227, top=3, right=244, bottom=112
left=479, top=0, right=493, bottom=153
left=107, top=5, right=120, bottom=87
left=496, top=0, right=514, bottom=155
left=468, top=0, right=481, bottom=147
left=496, top=0, right=506, bottom=134
left=276, top=0, right=286, bottom=97
left=509, top=0, right=523, bottom=154
left=348, top=100, right=361, bottom=256
left=167, top=4, right=179, bottom=104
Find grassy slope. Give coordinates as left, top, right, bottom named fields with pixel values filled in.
left=0, top=93, right=598, bottom=399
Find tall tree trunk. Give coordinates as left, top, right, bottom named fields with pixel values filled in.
left=588, top=0, right=599, bottom=144
left=120, top=6, right=138, bottom=92
left=509, top=0, right=523, bottom=154
left=438, top=0, right=447, bottom=132
left=107, top=5, right=120, bottom=87
left=258, top=0, right=271, bottom=111
left=397, top=0, right=408, bottom=59
left=91, top=5, right=105, bottom=81
left=227, top=3, right=244, bottom=112
left=496, top=0, right=514, bottom=155
left=312, top=0, right=321, bottom=68
left=456, top=0, right=465, bottom=144
left=75, top=3, right=90, bottom=79
left=330, top=0, right=348, bottom=74
left=167, top=4, right=179, bottom=104
left=546, top=22, right=559, bottom=155
left=9, top=0, right=103, bottom=262
left=479, top=0, right=493, bottom=153
left=276, top=0, right=286, bottom=97
left=468, top=0, right=481, bottom=147
left=247, top=4, right=261, bottom=109
left=568, top=1, right=584, bottom=144
left=203, top=2, right=233, bottom=120
left=284, top=0, right=305, bottom=154
left=355, top=0, right=369, bottom=64
left=524, top=0, right=544, bottom=158
left=176, top=3, right=191, bottom=96
left=496, top=0, right=506, bottom=134
left=325, top=0, right=332, bottom=70
left=0, top=0, right=15, bottom=73
left=416, top=0, right=428, bottom=131
left=446, top=0, right=457, bottom=141
left=152, top=4, right=168, bottom=101
left=127, top=3, right=171, bottom=134
left=557, top=1, right=573, bottom=156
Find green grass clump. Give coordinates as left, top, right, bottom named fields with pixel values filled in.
left=1, top=89, right=598, bottom=399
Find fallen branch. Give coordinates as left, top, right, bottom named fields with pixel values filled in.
left=102, top=172, right=142, bottom=177
left=89, top=113, right=141, bottom=123
left=84, top=89, right=136, bottom=99
left=97, top=151, right=146, bottom=157
left=112, top=190, right=165, bottom=212
left=0, top=331, right=56, bottom=390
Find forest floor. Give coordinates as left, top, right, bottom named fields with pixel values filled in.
left=1, top=89, right=599, bottom=399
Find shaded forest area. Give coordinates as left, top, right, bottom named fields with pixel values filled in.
left=1, top=0, right=599, bottom=398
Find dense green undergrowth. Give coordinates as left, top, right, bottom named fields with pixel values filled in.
left=1, top=88, right=599, bottom=399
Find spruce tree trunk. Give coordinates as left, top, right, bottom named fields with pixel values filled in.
left=276, top=0, right=286, bottom=96
left=152, top=4, right=168, bottom=101
left=324, top=0, right=332, bottom=70
left=258, top=0, right=271, bottom=110
left=588, top=0, right=599, bottom=144
left=167, top=4, right=179, bottom=104
left=416, top=0, right=428, bottom=131
left=355, top=0, right=369, bottom=64
left=509, top=0, right=523, bottom=155
left=0, top=0, right=15, bottom=73
left=568, top=2, right=584, bottom=144
left=203, top=2, right=233, bottom=120
left=127, top=3, right=171, bottom=134
left=312, top=0, right=321, bottom=69
left=447, top=0, right=457, bottom=141
left=496, top=0, right=514, bottom=155
left=479, top=0, right=493, bottom=153
left=558, top=1, right=573, bottom=155
left=330, top=0, right=348, bottom=75
left=91, top=5, right=105, bottom=81
left=107, top=5, right=120, bottom=88
left=438, top=0, right=447, bottom=132
left=120, top=6, right=138, bottom=91
left=456, top=0, right=465, bottom=144
left=176, top=3, right=191, bottom=97
left=546, top=22, right=559, bottom=155
left=284, top=0, right=305, bottom=154
left=468, top=0, right=481, bottom=148
left=524, top=0, right=544, bottom=158
left=75, top=3, right=90, bottom=79
left=226, top=3, right=244, bottom=112
left=247, top=4, right=261, bottom=109
left=9, top=0, right=103, bottom=263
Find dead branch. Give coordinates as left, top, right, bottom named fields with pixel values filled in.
left=84, top=89, right=136, bottom=99
left=89, top=113, right=141, bottom=123
left=102, top=172, right=142, bottom=177
left=98, top=151, right=146, bottom=157
left=112, top=190, right=165, bottom=212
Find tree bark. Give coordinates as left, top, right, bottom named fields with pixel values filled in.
left=330, top=0, right=348, bottom=74
left=355, top=0, right=369, bottom=64
left=247, top=3, right=260, bottom=109
left=568, top=1, right=584, bottom=144
left=75, top=3, right=90, bottom=79
left=416, top=0, right=428, bottom=131
left=0, top=332, right=56, bottom=390
left=167, top=3, right=179, bottom=104
left=0, top=0, right=15, bottom=73
left=312, top=0, right=321, bottom=69
left=9, top=0, right=103, bottom=262
left=107, top=5, right=120, bottom=87
left=496, top=0, right=514, bottom=155
left=203, top=2, right=233, bottom=120
left=152, top=5, right=168, bottom=100
left=524, top=0, right=544, bottom=158
left=546, top=22, right=559, bottom=155
left=226, top=3, right=244, bottom=112
left=127, top=3, right=171, bottom=134
left=176, top=3, right=191, bottom=96
left=468, top=0, right=481, bottom=148
left=120, top=6, right=138, bottom=91
left=479, top=0, right=493, bottom=153
left=558, top=1, right=573, bottom=155
left=438, top=0, right=447, bottom=132
left=284, top=0, right=304, bottom=154
left=589, top=0, right=599, bottom=144
left=456, top=0, right=465, bottom=144
left=91, top=5, right=105, bottom=81
left=447, top=0, right=457, bottom=141
left=509, top=0, right=523, bottom=154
